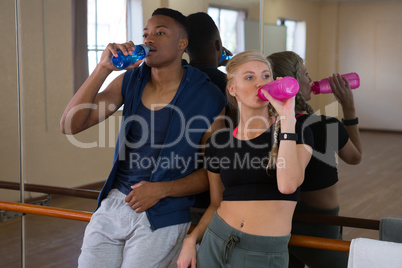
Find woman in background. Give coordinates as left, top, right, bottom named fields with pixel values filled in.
left=267, top=51, right=362, bottom=268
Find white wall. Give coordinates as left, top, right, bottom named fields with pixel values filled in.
left=336, top=2, right=402, bottom=131
left=0, top=0, right=118, bottom=202
left=263, top=0, right=322, bottom=110
left=264, top=0, right=402, bottom=131
left=0, top=0, right=20, bottom=202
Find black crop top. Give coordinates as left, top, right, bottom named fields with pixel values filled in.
left=204, top=122, right=314, bottom=202
left=296, top=114, right=349, bottom=191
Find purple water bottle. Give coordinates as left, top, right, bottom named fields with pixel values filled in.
left=258, top=76, right=299, bottom=101
left=311, top=72, right=360, bottom=94
left=112, top=44, right=150, bottom=69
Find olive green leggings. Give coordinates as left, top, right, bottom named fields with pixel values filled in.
left=197, top=212, right=291, bottom=268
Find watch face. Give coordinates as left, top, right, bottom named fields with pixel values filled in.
left=280, top=133, right=297, bottom=141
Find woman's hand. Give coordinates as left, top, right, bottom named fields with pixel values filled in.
left=177, top=236, right=197, bottom=268
left=98, top=41, right=143, bottom=71
left=329, top=73, right=356, bottom=118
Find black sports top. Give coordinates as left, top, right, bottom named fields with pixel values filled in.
left=296, top=114, right=349, bottom=191
left=204, top=122, right=314, bottom=201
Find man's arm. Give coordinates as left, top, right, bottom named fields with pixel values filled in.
left=125, top=108, right=226, bottom=212
left=60, top=42, right=141, bottom=134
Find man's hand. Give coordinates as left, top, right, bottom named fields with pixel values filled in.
left=125, top=181, right=165, bottom=212
left=218, top=47, right=233, bottom=67
left=100, top=41, right=143, bottom=71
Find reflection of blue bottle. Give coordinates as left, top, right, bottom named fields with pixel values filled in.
left=112, top=44, right=150, bottom=69
left=219, top=50, right=232, bottom=65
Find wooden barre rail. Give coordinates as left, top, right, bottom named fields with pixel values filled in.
left=0, top=180, right=100, bottom=199
left=0, top=181, right=380, bottom=231
left=0, top=201, right=350, bottom=252
left=293, top=212, right=380, bottom=230
left=0, top=201, right=92, bottom=222
left=289, top=235, right=350, bottom=252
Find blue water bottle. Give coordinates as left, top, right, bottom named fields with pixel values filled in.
left=112, top=44, right=150, bottom=69
left=219, top=49, right=232, bottom=66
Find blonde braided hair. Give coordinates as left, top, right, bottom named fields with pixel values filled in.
left=267, top=51, right=314, bottom=115
left=264, top=51, right=317, bottom=174
left=266, top=116, right=281, bottom=173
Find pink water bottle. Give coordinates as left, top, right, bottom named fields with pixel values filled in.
left=311, top=72, right=360, bottom=94
left=258, top=76, right=299, bottom=101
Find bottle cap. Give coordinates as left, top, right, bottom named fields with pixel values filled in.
left=346, top=72, right=360, bottom=89
left=137, top=44, right=150, bottom=57
left=281, top=76, right=299, bottom=96
left=311, top=81, right=320, bottom=94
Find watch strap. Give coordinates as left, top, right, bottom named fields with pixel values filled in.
left=279, top=133, right=298, bottom=141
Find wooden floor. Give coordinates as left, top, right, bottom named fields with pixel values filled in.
left=338, top=130, right=402, bottom=240
left=0, top=197, right=98, bottom=268
left=0, top=130, right=401, bottom=267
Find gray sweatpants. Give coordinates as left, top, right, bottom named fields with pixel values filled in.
left=78, top=189, right=190, bottom=268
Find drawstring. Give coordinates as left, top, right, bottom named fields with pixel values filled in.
left=222, top=234, right=240, bottom=264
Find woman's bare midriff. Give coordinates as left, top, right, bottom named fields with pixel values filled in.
left=217, top=200, right=296, bottom=236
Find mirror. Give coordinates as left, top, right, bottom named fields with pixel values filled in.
left=260, top=0, right=402, bottom=243
left=0, top=0, right=261, bottom=266
left=1, top=0, right=401, bottom=266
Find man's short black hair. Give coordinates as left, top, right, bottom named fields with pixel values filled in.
left=187, top=12, right=219, bottom=53
left=152, top=8, right=189, bottom=39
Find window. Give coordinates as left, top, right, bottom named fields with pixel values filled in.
left=87, top=0, right=130, bottom=91
left=277, top=18, right=306, bottom=60
left=208, top=6, right=246, bottom=56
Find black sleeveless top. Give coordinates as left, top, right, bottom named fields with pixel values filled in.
left=205, top=122, right=314, bottom=201
left=296, top=114, right=349, bottom=191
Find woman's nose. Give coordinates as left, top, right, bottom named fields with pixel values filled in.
left=256, top=78, right=265, bottom=89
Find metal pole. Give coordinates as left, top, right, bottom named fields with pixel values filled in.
left=14, top=0, right=25, bottom=267
left=260, top=0, right=264, bottom=54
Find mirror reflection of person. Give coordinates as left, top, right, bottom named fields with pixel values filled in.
left=186, top=12, right=229, bottom=95
left=185, top=11, right=236, bottom=226
left=267, top=51, right=362, bottom=268
left=186, top=12, right=237, bottom=127
left=177, top=50, right=313, bottom=268
left=60, top=8, right=225, bottom=267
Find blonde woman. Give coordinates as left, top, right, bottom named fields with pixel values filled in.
left=177, top=50, right=313, bottom=268
left=267, top=51, right=362, bottom=268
